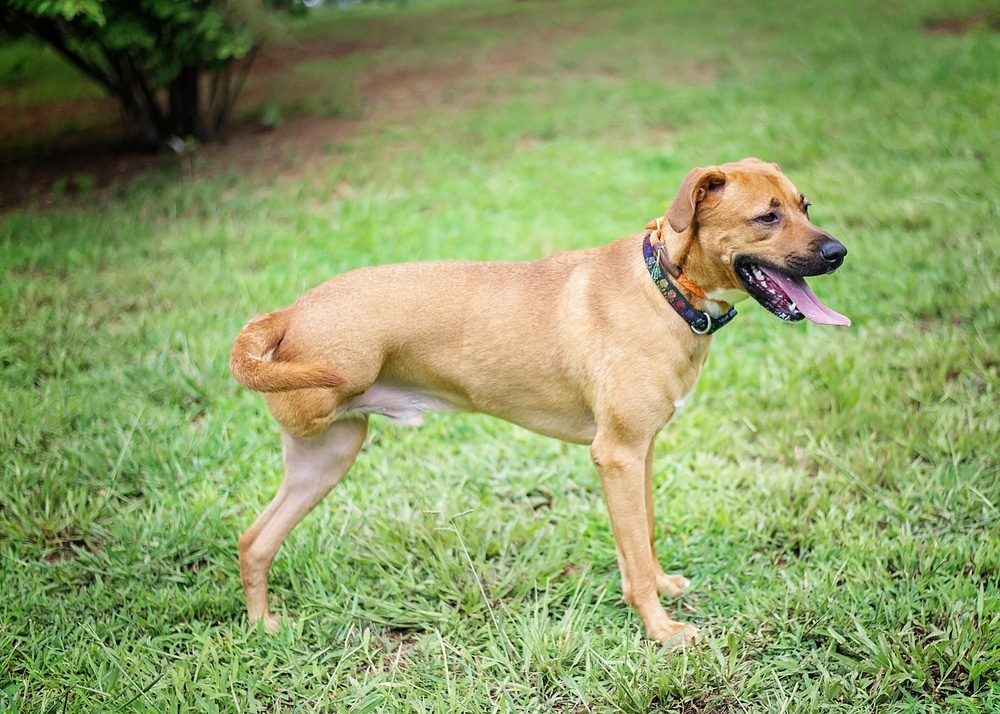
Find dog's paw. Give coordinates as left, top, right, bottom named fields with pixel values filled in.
left=250, top=611, right=283, bottom=633
left=263, top=613, right=282, bottom=633
left=649, top=621, right=698, bottom=649
left=656, top=572, right=691, bottom=599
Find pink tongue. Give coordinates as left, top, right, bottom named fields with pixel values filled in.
left=760, top=267, right=851, bottom=327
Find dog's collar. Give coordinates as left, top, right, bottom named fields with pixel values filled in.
left=643, top=232, right=737, bottom=335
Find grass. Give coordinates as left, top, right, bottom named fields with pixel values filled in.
left=0, top=41, right=105, bottom=110
left=2, top=0, right=999, bottom=711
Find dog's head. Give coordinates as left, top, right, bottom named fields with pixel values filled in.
left=666, top=158, right=850, bottom=326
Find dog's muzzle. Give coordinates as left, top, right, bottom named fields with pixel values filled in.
left=735, top=240, right=850, bottom=327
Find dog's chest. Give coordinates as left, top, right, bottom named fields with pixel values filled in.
left=673, top=388, right=694, bottom=413
left=664, top=339, right=711, bottom=415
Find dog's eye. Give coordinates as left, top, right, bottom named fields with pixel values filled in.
left=756, top=212, right=779, bottom=225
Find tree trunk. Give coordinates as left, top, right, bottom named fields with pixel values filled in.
left=168, top=65, right=204, bottom=141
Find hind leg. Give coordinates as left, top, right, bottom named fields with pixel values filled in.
left=238, top=417, right=369, bottom=631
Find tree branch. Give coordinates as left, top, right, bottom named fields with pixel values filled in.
left=214, top=42, right=261, bottom=134
left=23, top=17, right=119, bottom=96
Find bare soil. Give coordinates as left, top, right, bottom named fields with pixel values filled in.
left=923, top=7, right=1000, bottom=34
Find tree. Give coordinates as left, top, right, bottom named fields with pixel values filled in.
left=1, top=0, right=277, bottom=147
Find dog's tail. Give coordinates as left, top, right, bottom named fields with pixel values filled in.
left=230, top=311, right=347, bottom=392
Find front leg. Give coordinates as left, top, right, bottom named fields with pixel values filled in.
left=644, top=441, right=691, bottom=599
left=592, top=431, right=697, bottom=648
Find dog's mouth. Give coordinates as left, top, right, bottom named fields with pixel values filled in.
left=735, top=261, right=851, bottom=326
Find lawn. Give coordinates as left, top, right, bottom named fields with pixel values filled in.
left=1, top=0, right=999, bottom=711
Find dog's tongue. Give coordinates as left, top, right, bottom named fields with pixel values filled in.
left=760, top=267, right=851, bottom=326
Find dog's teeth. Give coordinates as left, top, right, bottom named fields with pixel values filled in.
left=753, top=268, right=766, bottom=283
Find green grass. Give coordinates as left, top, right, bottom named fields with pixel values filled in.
left=0, top=41, right=105, bottom=109
left=2, top=0, right=1000, bottom=711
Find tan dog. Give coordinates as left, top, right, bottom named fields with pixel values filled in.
left=230, top=158, right=849, bottom=646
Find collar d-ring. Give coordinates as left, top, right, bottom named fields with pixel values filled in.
left=690, top=312, right=713, bottom=334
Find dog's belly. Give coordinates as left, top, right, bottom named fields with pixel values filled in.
left=486, top=406, right=598, bottom=445
left=338, top=380, right=598, bottom=444
left=337, top=381, right=459, bottom=426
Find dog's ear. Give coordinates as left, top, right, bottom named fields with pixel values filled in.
left=666, top=166, right=727, bottom=233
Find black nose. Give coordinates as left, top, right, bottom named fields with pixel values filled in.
left=819, top=239, right=847, bottom=269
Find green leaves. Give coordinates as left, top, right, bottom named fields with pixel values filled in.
left=95, top=1, right=257, bottom=65
left=7, top=0, right=106, bottom=25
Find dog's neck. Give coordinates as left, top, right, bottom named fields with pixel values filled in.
left=645, top=219, right=732, bottom=318
left=642, top=231, right=738, bottom=334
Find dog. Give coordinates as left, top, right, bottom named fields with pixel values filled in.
left=229, top=158, right=849, bottom=646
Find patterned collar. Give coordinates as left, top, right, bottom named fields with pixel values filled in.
left=642, top=232, right=737, bottom=335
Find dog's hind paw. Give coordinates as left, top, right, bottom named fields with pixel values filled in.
left=657, top=572, right=691, bottom=599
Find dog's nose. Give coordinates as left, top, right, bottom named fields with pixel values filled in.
left=819, top=239, right=847, bottom=269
